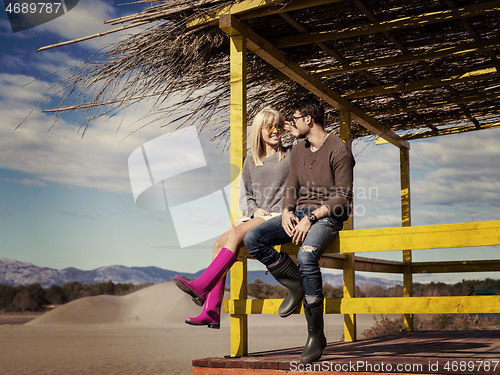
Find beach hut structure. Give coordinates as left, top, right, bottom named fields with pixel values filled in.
left=40, top=0, right=500, bottom=373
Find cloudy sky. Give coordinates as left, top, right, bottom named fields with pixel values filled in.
left=0, top=0, right=498, bottom=284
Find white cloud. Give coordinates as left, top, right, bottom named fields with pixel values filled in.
left=0, top=177, right=47, bottom=187
left=354, top=214, right=401, bottom=229
left=410, top=131, right=500, bottom=215
left=0, top=72, right=179, bottom=194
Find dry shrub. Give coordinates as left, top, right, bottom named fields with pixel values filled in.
left=362, top=314, right=500, bottom=339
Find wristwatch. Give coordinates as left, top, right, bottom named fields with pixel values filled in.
left=307, top=213, right=318, bottom=224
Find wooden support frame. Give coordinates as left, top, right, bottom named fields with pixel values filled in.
left=400, top=147, right=413, bottom=332
left=228, top=32, right=248, bottom=358
left=215, top=1, right=500, bottom=357
left=271, top=1, right=500, bottom=48
left=187, top=0, right=343, bottom=28
left=225, top=295, right=500, bottom=315
left=219, top=14, right=409, bottom=150
left=339, top=109, right=356, bottom=341
left=332, top=220, right=500, bottom=253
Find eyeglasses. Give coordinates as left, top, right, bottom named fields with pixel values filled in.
left=265, top=124, right=284, bottom=135
left=291, top=115, right=308, bottom=123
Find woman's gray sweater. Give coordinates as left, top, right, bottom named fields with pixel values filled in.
left=240, top=150, right=291, bottom=218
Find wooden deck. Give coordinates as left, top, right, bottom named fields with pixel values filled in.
left=193, top=330, right=500, bottom=375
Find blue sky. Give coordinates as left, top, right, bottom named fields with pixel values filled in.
left=0, top=0, right=499, bottom=284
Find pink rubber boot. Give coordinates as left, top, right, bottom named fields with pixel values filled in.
left=185, top=275, right=226, bottom=329
left=173, top=247, right=236, bottom=306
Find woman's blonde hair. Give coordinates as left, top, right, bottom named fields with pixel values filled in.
left=250, top=107, right=286, bottom=166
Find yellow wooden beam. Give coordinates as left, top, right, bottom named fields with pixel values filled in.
left=238, top=0, right=345, bottom=22
left=228, top=32, right=248, bottom=358
left=187, top=0, right=287, bottom=28
left=339, top=109, right=356, bottom=341
left=225, top=296, right=500, bottom=314
left=187, top=0, right=345, bottom=29
left=368, top=89, right=500, bottom=116
left=341, top=296, right=500, bottom=315
left=345, top=67, right=498, bottom=99
left=376, top=120, right=500, bottom=144
left=245, top=220, right=500, bottom=255
left=333, top=220, right=500, bottom=254
left=271, top=1, right=500, bottom=48
left=412, top=260, right=500, bottom=274
left=400, top=147, right=413, bottom=332
left=219, top=14, right=410, bottom=149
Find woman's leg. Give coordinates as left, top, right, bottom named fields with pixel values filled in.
left=173, top=217, right=267, bottom=306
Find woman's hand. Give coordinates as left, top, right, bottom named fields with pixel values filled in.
left=281, top=208, right=298, bottom=237
left=253, top=208, right=271, bottom=218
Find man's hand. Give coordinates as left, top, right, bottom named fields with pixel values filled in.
left=253, top=208, right=271, bottom=218
left=284, top=121, right=300, bottom=138
left=281, top=208, right=298, bottom=237
left=292, top=216, right=312, bottom=244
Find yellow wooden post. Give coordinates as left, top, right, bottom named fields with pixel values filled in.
left=228, top=31, right=248, bottom=357
left=339, top=109, right=356, bottom=341
left=400, top=147, right=413, bottom=331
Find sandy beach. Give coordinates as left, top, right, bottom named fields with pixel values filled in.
left=0, top=282, right=377, bottom=375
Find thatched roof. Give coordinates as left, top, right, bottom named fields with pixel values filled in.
left=40, top=0, right=500, bottom=143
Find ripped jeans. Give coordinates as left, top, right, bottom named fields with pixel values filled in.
left=244, top=209, right=343, bottom=297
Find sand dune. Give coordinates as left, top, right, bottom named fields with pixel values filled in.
left=28, top=282, right=226, bottom=326
left=3, top=282, right=377, bottom=375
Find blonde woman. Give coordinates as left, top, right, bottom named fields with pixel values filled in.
left=173, top=107, right=301, bottom=328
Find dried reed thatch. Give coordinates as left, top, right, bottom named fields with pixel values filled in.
left=37, top=0, right=500, bottom=143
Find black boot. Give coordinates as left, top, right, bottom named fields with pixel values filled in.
left=300, top=297, right=327, bottom=364
left=267, top=252, right=304, bottom=317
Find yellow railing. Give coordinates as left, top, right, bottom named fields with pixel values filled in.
left=224, top=220, right=500, bottom=357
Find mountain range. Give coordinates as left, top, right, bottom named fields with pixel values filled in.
left=0, top=258, right=401, bottom=289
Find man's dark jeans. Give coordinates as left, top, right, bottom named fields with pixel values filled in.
left=244, top=209, right=343, bottom=297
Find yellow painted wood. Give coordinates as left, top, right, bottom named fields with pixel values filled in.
left=239, top=0, right=344, bottom=22
left=228, top=32, right=248, bottom=358
left=340, top=296, right=500, bottom=314
left=344, top=67, right=498, bottom=98
left=219, top=14, right=409, bottom=150
left=343, top=254, right=356, bottom=341
left=229, top=259, right=248, bottom=357
left=400, top=147, right=413, bottom=332
left=376, top=121, right=500, bottom=144
left=229, top=34, right=247, bottom=222
left=340, top=109, right=356, bottom=342
left=271, top=1, right=500, bottom=48
left=333, top=220, right=500, bottom=253
left=248, top=221, right=500, bottom=256
left=225, top=296, right=500, bottom=315
left=224, top=298, right=337, bottom=315
left=187, top=0, right=287, bottom=28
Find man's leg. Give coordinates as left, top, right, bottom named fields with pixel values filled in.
left=244, top=215, right=303, bottom=317
left=244, top=215, right=290, bottom=266
left=297, top=215, right=343, bottom=364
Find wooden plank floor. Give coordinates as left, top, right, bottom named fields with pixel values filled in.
left=193, top=330, right=500, bottom=375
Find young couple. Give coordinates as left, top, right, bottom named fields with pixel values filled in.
left=174, top=97, right=355, bottom=364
